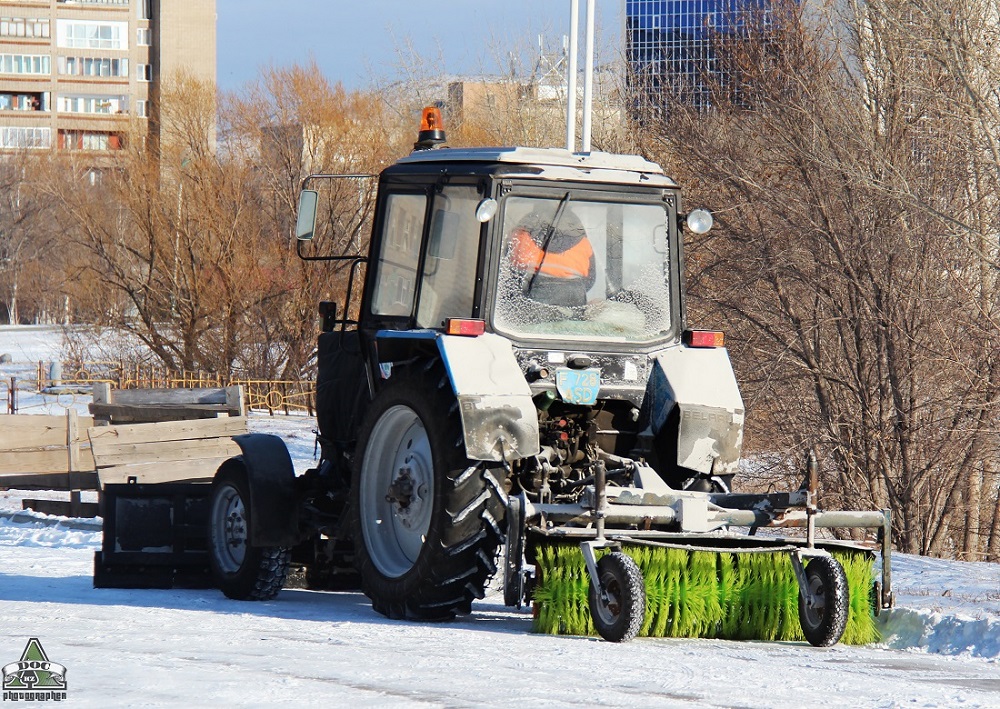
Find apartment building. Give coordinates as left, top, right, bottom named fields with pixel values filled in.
left=0, top=0, right=215, bottom=154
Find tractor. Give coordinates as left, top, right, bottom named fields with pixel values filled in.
left=101, top=108, right=894, bottom=645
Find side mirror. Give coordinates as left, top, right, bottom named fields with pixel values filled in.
left=685, top=208, right=714, bottom=235
left=295, top=189, right=319, bottom=241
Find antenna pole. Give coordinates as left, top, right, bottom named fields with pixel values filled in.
left=581, top=0, right=595, bottom=153
left=566, top=0, right=579, bottom=152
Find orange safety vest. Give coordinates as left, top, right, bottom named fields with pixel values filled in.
left=510, top=228, right=593, bottom=279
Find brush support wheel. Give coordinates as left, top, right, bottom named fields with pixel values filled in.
left=503, top=497, right=525, bottom=607
left=588, top=551, right=646, bottom=642
left=798, top=555, right=850, bottom=646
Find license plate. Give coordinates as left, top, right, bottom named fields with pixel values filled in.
left=556, top=368, right=600, bottom=405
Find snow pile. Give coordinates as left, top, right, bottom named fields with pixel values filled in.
left=881, top=609, right=1000, bottom=659
left=0, top=509, right=102, bottom=548
left=878, top=554, right=1000, bottom=659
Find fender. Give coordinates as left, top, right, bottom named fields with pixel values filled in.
left=221, top=433, right=299, bottom=547
left=647, top=346, right=745, bottom=474
left=437, top=333, right=541, bottom=462
left=376, top=330, right=541, bottom=462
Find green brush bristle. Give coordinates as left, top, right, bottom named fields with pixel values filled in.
left=531, top=543, right=881, bottom=645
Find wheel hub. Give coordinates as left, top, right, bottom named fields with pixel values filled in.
left=386, top=467, right=416, bottom=509
left=385, top=464, right=429, bottom=530
left=360, top=404, right=436, bottom=577
left=224, top=496, right=247, bottom=552
left=210, top=483, right=249, bottom=574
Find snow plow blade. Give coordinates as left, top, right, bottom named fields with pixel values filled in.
left=93, top=482, right=212, bottom=589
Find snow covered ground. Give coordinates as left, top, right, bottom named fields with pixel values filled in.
left=2, top=325, right=999, bottom=707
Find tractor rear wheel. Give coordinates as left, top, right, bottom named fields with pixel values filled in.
left=207, top=465, right=290, bottom=600
left=798, top=555, right=850, bottom=647
left=350, top=366, right=506, bottom=620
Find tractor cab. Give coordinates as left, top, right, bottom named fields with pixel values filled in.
left=296, top=109, right=736, bottom=493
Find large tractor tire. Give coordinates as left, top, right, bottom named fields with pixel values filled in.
left=350, top=364, right=506, bottom=620
left=207, top=464, right=291, bottom=600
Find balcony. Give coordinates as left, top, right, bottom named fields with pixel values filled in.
left=0, top=92, right=46, bottom=112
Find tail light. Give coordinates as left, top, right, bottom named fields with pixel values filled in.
left=685, top=329, right=725, bottom=348
left=444, top=318, right=486, bottom=337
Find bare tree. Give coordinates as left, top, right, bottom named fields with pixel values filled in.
left=0, top=154, right=54, bottom=324
left=633, top=0, right=1000, bottom=557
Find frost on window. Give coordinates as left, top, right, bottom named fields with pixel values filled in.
left=494, top=195, right=673, bottom=343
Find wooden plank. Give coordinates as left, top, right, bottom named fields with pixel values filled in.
left=0, top=448, right=95, bottom=475
left=92, top=381, right=111, bottom=405
left=0, top=449, right=70, bottom=475
left=91, top=437, right=241, bottom=468
left=112, top=388, right=229, bottom=406
left=0, top=471, right=98, bottom=490
left=97, top=456, right=231, bottom=486
left=0, top=414, right=94, bottom=449
left=67, top=409, right=80, bottom=473
left=22, top=498, right=100, bottom=518
left=88, top=403, right=231, bottom=424
left=0, top=415, right=69, bottom=449
left=88, top=417, right=247, bottom=448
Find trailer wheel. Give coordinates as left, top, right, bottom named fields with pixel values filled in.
left=588, top=551, right=645, bottom=642
left=798, top=555, right=849, bottom=647
left=350, top=366, right=506, bottom=620
left=208, top=465, right=290, bottom=600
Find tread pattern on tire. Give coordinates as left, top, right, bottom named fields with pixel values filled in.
left=588, top=551, right=646, bottom=643
left=352, top=361, right=508, bottom=621
left=246, top=547, right=292, bottom=600
left=798, top=555, right=849, bottom=647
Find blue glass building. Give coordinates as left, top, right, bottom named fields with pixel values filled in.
left=626, top=0, right=771, bottom=111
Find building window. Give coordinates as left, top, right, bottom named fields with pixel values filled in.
left=0, top=55, right=51, bottom=75
left=56, top=20, right=128, bottom=50
left=58, top=129, right=122, bottom=151
left=0, top=127, right=51, bottom=149
left=139, top=0, right=151, bottom=20
left=137, top=27, right=150, bottom=46
left=57, top=94, right=128, bottom=115
left=0, top=18, right=50, bottom=39
left=57, top=0, right=130, bottom=5
left=58, top=56, right=129, bottom=78
left=136, top=99, right=148, bottom=118
left=0, top=93, right=44, bottom=111
left=137, top=64, right=151, bottom=82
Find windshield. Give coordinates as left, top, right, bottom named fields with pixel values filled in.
left=493, top=194, right=675, bottom=343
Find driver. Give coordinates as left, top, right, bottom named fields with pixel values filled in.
left=508, top=210, right=595, bottom=308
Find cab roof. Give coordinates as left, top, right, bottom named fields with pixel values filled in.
left=392, top=147, right=678, bottom=188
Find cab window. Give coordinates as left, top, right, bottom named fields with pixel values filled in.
left=416, top=185, right=481, bottom=328
left=371, top=192, right=427, bottom=316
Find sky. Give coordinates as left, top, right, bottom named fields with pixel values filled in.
left=215, top=0, right=624, bottom=93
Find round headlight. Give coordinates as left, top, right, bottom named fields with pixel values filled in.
left=686, top=208, right=714, bottom=234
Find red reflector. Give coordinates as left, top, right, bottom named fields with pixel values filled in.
left=444, top=318, right=486, bottom=336
left=688, top=330, right=725, bottom=348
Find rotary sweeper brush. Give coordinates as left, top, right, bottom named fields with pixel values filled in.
left=95, top=108, right=894, bottom=646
